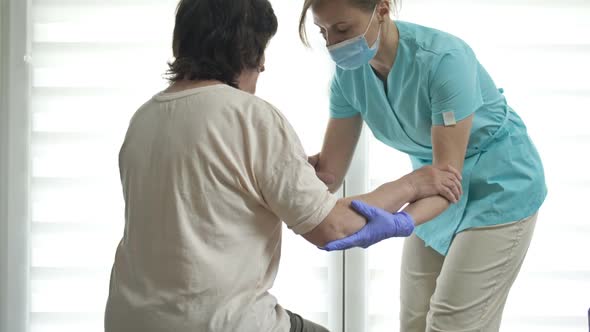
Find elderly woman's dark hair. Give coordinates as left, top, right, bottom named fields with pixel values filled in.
left=167, top=0, right=278, bottom=87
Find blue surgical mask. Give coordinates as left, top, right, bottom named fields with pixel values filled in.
left=328, top=6, right=381, bottom=70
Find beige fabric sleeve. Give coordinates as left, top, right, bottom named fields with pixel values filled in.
left=252, top=103, right=338, bottom=235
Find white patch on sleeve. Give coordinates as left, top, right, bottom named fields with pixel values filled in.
left=442, top=111, right=457, bottom=126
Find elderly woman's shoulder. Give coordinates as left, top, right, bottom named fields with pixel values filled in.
left=218, top=86, right=288, bottom=125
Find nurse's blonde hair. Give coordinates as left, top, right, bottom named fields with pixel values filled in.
left=298, top=0, right=398, bottom=46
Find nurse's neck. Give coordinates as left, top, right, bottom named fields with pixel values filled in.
left=370, top=19, right=399, bottom=82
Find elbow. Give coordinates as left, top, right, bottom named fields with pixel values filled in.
left=302, top=200, right=351, bottom=247
left=303, top=196, right=377, bottom=248
left=327, top=181, right=343, bottom=194
left=303, top=219, right=345, bottom=248
left=326, top=175, right=346, bottom=194
left=302, top=228, right=332, bottom=248
left=314, top=237, right=331, bottom=249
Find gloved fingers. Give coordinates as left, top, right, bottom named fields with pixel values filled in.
left=323, top=234, right=358, bottom=251
left=350, top=200, right=378, bottom=219
left=395, top=212, right=416, bottom=236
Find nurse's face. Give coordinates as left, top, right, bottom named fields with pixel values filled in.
left=312, top=0, right=382, bottom=47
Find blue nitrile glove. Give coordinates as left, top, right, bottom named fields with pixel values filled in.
left=322, top=200, right=415, bottom=251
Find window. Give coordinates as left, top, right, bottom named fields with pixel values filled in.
left=1, top=0, right=588, bottom=332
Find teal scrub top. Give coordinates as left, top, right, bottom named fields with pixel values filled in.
left=329, top=21, right=547, bottom=255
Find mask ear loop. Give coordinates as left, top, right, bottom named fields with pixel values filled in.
left=365, top=5, right=382, bottom=49
left=363, top=5, right=379, bottom=36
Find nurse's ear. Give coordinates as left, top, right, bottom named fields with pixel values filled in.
left=376, top=0, right=392, bottom=23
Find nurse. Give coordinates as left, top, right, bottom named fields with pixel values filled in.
left=300, top=0, right=547, bottom=330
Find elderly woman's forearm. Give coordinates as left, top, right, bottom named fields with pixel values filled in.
left=402, top=196, right=449, bottom=225
left=303, top=178, right=416, bottom=247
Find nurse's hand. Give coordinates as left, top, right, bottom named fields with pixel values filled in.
left=322, top=200, right=415, bottom=251
left=403, top=165, right=463, bottom=203
left=308, top=153, right=336, bottom=185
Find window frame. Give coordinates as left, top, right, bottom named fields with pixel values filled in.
left=1, top=0, right=32, bottom=332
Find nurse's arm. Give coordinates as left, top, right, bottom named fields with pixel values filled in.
left=311, top=115, right=363, bottom=193
left=402, top=115, right=473, bottom=225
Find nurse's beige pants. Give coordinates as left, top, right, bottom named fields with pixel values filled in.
left=400, top=213, right=538, bottom=332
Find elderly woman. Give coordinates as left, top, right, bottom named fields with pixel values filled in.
left=103, top=0, right=462, bottom=331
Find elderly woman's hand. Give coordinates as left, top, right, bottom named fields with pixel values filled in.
left=402, top=165, right=463, bottom=203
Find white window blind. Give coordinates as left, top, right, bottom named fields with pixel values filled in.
left=360, top=1, right=590, bottom=331
left=30, top=1, right=178, bottom=331
left=26, top=0, right=341, bottom=331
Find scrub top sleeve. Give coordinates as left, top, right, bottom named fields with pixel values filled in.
left=329, top=75, right=359, bottom=119
left=254, top=106, right=338, bottom=235
left=429, top=49, right=484, bottom=126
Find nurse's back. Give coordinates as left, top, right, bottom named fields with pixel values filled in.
left=105, top=85, right=293, bottom=332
